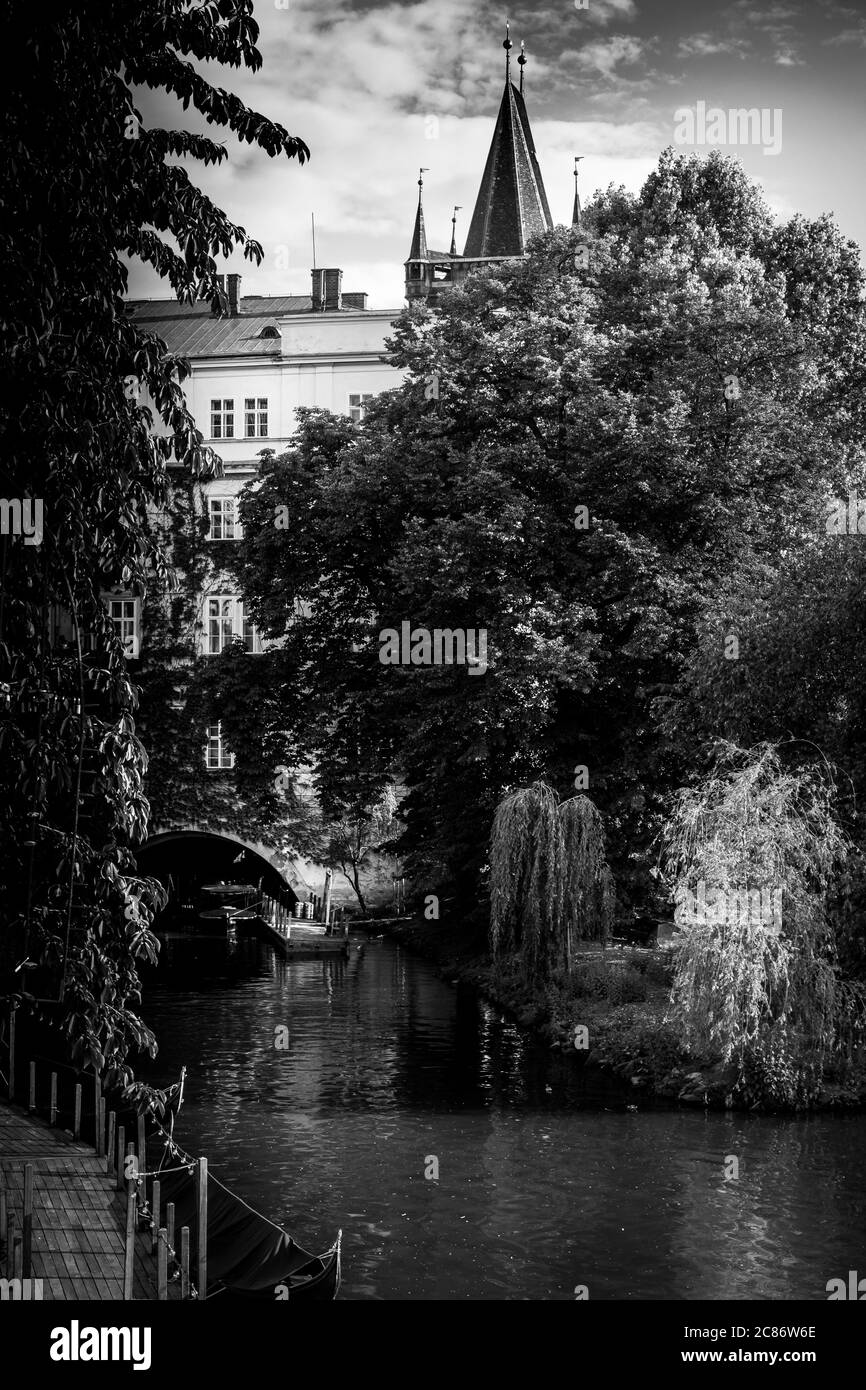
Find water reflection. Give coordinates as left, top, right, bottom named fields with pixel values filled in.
left=140, top=933, right=866, bottom=1300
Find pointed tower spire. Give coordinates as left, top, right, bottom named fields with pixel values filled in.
left=518, top=40, right=527, bottom=96
left=409, top=166, right=429, bottom=260
left=463, top=33, right=553, bottom=259
left=450, top=206, right=462, bottom=256
left=572, top=156, right=584, bottom=229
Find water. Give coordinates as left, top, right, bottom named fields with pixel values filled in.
left=140, top=931, right=866, bottom=1301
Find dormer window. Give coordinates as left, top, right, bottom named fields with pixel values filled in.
left=260, top=326, right=279, bottom=339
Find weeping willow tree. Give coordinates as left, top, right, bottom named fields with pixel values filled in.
left=661, top=741, right=866, bottom=1101
left=489, top=782, right=614, bottom=983
left=560, top=795, right=615, bottom=969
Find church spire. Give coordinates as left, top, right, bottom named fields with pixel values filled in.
left=409, top=166, right=429, bottom=260
left=462, top=33, right=553, bottom=259
left=450, top=205, right=462, bottom=257
left=572, top=156, right=583, bottom=229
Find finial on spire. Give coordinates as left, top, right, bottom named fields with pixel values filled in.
left=504, top=19, right=512, bottom=77
left=418, top=166, right=429, bottom=199
left=450, top=205, right=462, bottom=257
left=572, top=156, right=584, bottom=229
left=518, top=39, right=527, bottom=95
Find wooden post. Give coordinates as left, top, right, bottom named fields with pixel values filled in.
left=12, top=1234, right=22, bottom=1280
left=0, top=1188, right=7, bottom=1251
left=116, top=1125, right=125, bottom=1190
left=7, top=1007, right=15, bottom=1101
left=166, top=1201, right=175, bottom=1257
left=28, top=1061, right=36, bottom=1113
left=73, top=1083, right=82, bottom=1140
left=22, top=1164, right=33, bottom=1278
left=151, top=1180, right=161, bottom=1257
left=106, top=1112, right=116, bottom=1176
left=49, top=1072, right=58, bottom=1125
left=94, top=1072, right=102, bottom=1155
left=195, top=1157, right=207, bottom=1297
left=157, top=1228, right=167, bottom=1301
left=180, top=1226, right=190, bottom=1299
left=322, top=868, right=333, bottom=929
left=123, top=1186, right=136, bottom=1300
left=125, top=1140, right=135, bottom=1191
left=137, top=1114, right=146, bottom=1173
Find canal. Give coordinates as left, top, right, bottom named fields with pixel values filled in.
left=141, top=931, right=866, bottom=1301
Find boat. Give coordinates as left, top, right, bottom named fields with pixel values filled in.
left=208, top=1235, right=342, bottom=1302
left=152, top=1141, right=342, bottom=1301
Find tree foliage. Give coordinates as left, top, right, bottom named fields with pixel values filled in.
left=232, top=151, right=864, bottom=908
left=489, top=782, right=613, bottom=984
left=0, top=0, right=308, bottom=1087
left=660, top=742, right=865, bottom=1102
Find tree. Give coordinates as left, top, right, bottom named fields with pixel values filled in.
left=325, top=783, right=402, bottom=916
left=489, top=782, right=613, bottom=985
left=0, top=0, right=308, bottom=1090
left=660, top=742, right=865, bottom=1104
left=232, top=152, right=863, bottom=910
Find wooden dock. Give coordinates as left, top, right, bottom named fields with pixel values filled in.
left=234, top=915, right=349, bottom=959
left=0, top=1102, right=174, bottom=1300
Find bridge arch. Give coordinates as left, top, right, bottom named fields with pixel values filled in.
left=137, top=825, right=312, bottom=917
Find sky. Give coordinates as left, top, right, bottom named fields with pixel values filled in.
left=128, top=0, right=866, bottom=309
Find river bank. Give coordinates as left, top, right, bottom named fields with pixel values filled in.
left=377, top=916, right=866, bottom=1114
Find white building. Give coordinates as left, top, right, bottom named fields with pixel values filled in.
left=125, top=269, right=404, bottom=661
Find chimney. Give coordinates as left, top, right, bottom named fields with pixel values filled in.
left=311, top=268, right=324, bottom=312
left=211, top=274, right=226, bottom=316
left=226, top=273, right=242, bottom=317
left=342, top=292, right=368, bottom=310
left=323, top=268, right=343, bottom=312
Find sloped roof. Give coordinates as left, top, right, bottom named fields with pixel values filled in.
left=408, top=194, right=428, bottom=260
left=463, top=80, right=553, bottom=259
left=125, top=294, right=365, bottom=358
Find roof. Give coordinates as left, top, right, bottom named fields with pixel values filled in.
left=463, top=79, right=553, bottom=258
left=408, top=193, right=428, bottom=261
left=125, top=294, right=367, bottom=358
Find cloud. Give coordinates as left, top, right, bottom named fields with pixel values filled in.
left=573, top=0, right=638, bottom=23
left=824, top=25, right=866, bottom=45
left=571, top=35, right=649, bottom=78
left=773, top=46, right=805, bottom=64
left=678, top=33, right=750, bottom=58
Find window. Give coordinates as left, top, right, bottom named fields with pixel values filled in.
left=204, top=723, right=235, bottom=771
left=244, top=397, right=268, bottom=438
left=107, top=597, right=140, bottom=659
left=348, top=393, right=373, bottom=423
left=260, top=326, right=279, bottom=339
left=210, top=399, right=234, bottom=439
left=204, top=596, right=261, bottom=655
left=206, top=597, right=236, bottom=655
left=208, top=496, right=239, bottom=540
left=243, top=611, right=261, bottom=654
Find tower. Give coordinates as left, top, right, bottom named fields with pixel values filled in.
left=405, top=24, right=555, bottom=302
